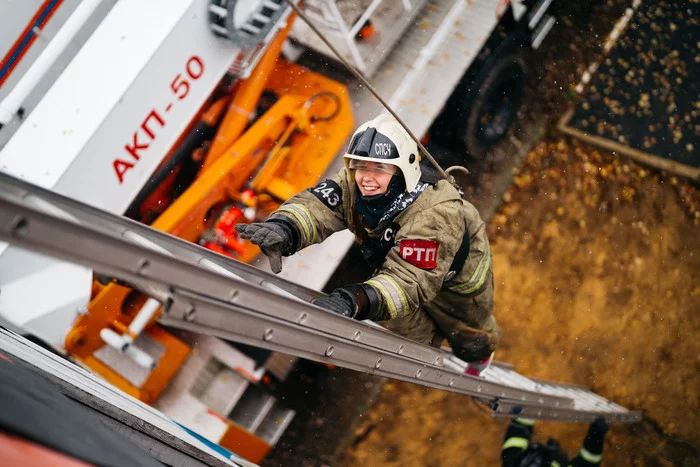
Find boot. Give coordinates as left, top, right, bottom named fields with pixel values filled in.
left=465, top=352, right=494, bottom=377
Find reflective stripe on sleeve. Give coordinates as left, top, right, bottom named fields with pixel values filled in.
left=277, top=205, right=317, bottom=245
left=365, top=274, right=408, bottom=319
left=448, top=243, right=491, bottom=295
left=578, top=447, right=602, bottom=464
left=502, top=437, right=529, bottom=451
left=550, top=461, right=561, bottom=467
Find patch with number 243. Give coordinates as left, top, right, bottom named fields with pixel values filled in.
left=311, top=179, right=342, bottom=210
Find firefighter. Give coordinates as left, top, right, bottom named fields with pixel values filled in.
left=235, top=114, right=499, bottom=375
left=501, top=417, right=610, bottom=467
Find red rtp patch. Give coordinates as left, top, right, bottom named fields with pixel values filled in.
left=399, top=239, right=439, bottom=269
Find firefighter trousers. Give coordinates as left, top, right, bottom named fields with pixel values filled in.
left=378, top=269, right=500, bottom=362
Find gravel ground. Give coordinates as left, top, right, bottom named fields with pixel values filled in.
left=342, top=1, right=700, bottom=465
left=565, top=0, right=699, bottom=168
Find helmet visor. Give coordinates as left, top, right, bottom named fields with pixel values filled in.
left=348, top=159, right=398, bottom=175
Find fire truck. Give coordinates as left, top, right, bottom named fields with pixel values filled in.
left=0, top=0, right=566, bottom=463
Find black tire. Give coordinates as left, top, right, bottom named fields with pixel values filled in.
left=430, top=30, right=528, bottom=162
left=460, top=53, right=526, bottom=157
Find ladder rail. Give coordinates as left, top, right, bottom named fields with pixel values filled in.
left=2, top=174, right=324, bottom=303
left=494, top=399, right=641, bottom=424
left=0, top=173, right=571, bottom=408
left=160, top=288, right=572, bottom=408
left=0, top=206, right=572, bottom=410
left=0, top=173, right=644, bottom=423
left=0, top=195, right=570, bottom=408
left=449, top=354, right=641, bottom=423
left=0, top=174, right=444, bottom=368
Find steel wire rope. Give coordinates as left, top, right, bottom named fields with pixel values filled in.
left=282, top=0, right=454, bottom=182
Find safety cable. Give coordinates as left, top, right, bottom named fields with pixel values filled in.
left=282, top=0, right=450, bottom=181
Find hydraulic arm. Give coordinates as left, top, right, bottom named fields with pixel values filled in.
left=58, top=8, right=352, bottom=402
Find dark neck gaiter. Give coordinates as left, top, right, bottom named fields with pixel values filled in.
left=355, top=176, right=404, bottom=229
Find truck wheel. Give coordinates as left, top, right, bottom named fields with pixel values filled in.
left=459, top=52, right=526, bottom=158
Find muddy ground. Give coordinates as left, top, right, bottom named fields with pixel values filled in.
left=265, top=1, right=699, bottom=466
left=338, top=1, right=700, bottom=465
left=341, top=138, right=700, bottom=466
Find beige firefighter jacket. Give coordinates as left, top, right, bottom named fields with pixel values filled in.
left=270, top=168, right=497, bottom=355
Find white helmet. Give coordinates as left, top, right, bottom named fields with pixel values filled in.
left=343, top=114, right=421, bottom=192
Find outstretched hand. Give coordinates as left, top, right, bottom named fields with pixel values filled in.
left=235, top=222, right=291, bottom=274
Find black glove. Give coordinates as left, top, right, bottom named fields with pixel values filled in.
left=312, top=284, right=373, bottom=319
left=235, top=221, right=293, bottom=274
left=312, top=290, right=356, bottom=318
left=588, top=417, right=609, bottom=437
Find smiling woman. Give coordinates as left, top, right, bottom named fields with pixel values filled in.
left=238, top=113, right=500, bottom=377
left=350, top=160, right=398, bottom=196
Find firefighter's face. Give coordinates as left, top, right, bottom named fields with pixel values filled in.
left=351, top=160, right=398, bottom=196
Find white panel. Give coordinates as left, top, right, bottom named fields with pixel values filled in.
left=0, top=0, right=241, bottom=216
left=0, top=246, right=91, bottom=346
left=52, top=0, right=244, bottom=214
left=0, top=0, right=191, bottom=189
left=0, top=0, right=243, bottom=353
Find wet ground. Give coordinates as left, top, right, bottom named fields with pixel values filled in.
left=265, top=1, right=700, bottom=466
left=341, top=138, right=700, bottom=466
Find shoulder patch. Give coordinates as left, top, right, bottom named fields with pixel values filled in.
left=310, top=179, right=342, bottom=210
left=399, top=239, right=439, bottom=270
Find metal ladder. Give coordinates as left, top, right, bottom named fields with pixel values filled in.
left=443, top=355, right=639, bottom=423
left=0, top=172, right=642, bottom=424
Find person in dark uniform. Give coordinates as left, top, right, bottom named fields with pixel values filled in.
left=502, top=417, right=610, bottom=467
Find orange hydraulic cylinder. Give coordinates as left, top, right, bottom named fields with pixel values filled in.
left=202, top=12, right=296, bottom=170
